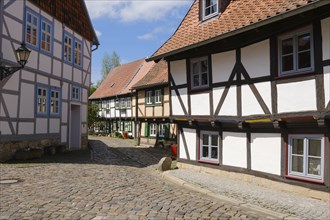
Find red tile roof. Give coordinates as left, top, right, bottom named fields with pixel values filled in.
left=89, top=58, right=150, bottom=99
left=150, top=0, right=322, bottom=59
left=132, top=60, right=168, bottom=89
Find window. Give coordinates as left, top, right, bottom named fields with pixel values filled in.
left=115, top=99, right=119, bottom=109
left=40, top=18, right=52, bottom=53
left=155, top=89, right=162, bottom=104
left=191, top=57, right=209, bottom=89
left=149, top=123, right=157, bottom=137
left=159, top=124, right=166, bottom=137
left=71, top=85, right=80, bottom=101
left=64, top=33, right=73, bottom=63
left=200, top=131, right=219, bottom=163
left=37, top=87, right=48, bottom=115
left=278, top=27, right=314, bottom=76
left=126, top=98, right=131, bottom=108
left=25, top=9, right=39, bottom=47
left=288, top=135, right=324, bottom=181
left=124, top=121, right=132, bottom=132
left=203, top=0, right=218, bottom=20
left=74, top=39, right=82, bottom=66
left=146, top=91, right=153, bottom=105
left=50, top=90, right=60, bottom=115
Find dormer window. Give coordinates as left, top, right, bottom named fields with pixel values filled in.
left=203, top=0, right=219, bottom=20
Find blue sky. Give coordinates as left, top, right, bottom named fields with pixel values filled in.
left=84, top=0, right=194, bottom=84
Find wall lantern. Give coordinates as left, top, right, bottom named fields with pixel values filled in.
left=0, top=43, right=31, bottom=81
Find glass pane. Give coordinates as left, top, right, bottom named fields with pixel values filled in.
left=193, top=63, right=199, bottom=75
left=298, top=51, right=311, bottom=69
left=308, top=139, right=321, bottom=157
left=292, top=138, right=304, bottom=155
left=205, top=7, right=210, bottom=16
left=193, top=74, right=199, bottom=87
left=201, top=60, right=207, bottom=72
left=211, top=4, right=217, bottom=13
left=201, top=73, right=208, bottom=85
left=211, top=147, right=218, bottom=159
left=211, top=135, right=218, bottom=146
left=202, top=134, right=209, bottom=145
left=298, top=34, right=310, bottom=51
left=282, top=55, right=294, bottom=72
left=202, top=146, right=208, bottom=158
left=282, top=38, right=293, bottom=55
left=291, top=155, right=303, bottom=173
left=308, top=158, right=321, bottom=175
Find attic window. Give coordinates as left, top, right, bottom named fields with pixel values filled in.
left=203, top=0, right=219, bottom=20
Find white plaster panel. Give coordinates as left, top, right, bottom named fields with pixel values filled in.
left=218, top=86, right=237, bottom=116
left=2, top=39, right=19, bottom=64
left=254, top=82, right=272, bottom=113
left=222, top=132, right=247, bottom=168
left=19, top=83, right=35, bottom=118
left=170, top=60, right=187, bottom=85
left=171, top=88, right=188, bottom=115
left=212, top=50, right=236, bottom=83
left=21, top=70, right=35, bottom=81
left=36, top=118, right=47, bottom=134
left=84, top=57, right=91, bottom=72
left=40, top=10, right=52, bottom=21
left=74, top=33, right=82, bottom=41
left=49, top=118, right=60, bottom=133
left=321, top=18, right=330, bottom=60
left=179, top=128, right=196, bottom=161
left=73, top=68, right=82, bottom=84
left=18, top=122, right=34, bottom=135
left=61, top=102, right=68, bottom=123
left=277, top=80, right=316, bottom=113
left=0, top=121, right=13, bottom=135
left=85, top=72, right=91, bottom=87
left=61, top=125, right=67, bottom=143
left=241, top=40, right=270, bottom=78
left=62, top=82, right=68, bottom=100
left=53, top=20, right=62, bottom=41
left=0, top=102, right=4, bottom=117
left=110, top=109, right=115, bottom=117
left=2, top=71, right=19, bottom=91
left=37, top=74, right=48, bottom=85
left=63, top=64, right=73, bottom=80
left=25, top=46, right=38, bottom=69
left=324, top=67, right=330, bottom=107
left=4, top=0, right=24, bottom=21
left=191, top=93, right=210, bottom=115
left=81, top=104, right=87, bottom=123
left=242, top=84, right=264, bottom=116
left=53, top=41, right=62, bottom=59
left=2, top=94, right=18, bottom=118
left=64, top=26, right=73, bottom=35
left=52, top=59, right=62, bottom=77
left=82, top=88, right=88, bottom=103
left=251, top=133, right=281, bottom=176
left=84, top=41, right=91, bottom=57
left=26, top=1, right=39, bottom=13
left=4, top=15, right=22, bottom=41
left=50, top=79, right=61, bottom=88
left=39, top=54, right=52, bottom=73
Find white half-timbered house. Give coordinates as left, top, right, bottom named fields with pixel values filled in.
left=0, top=0, right=99, bottom=161
left=89, top=59, right=154, bottom=138
left=148, top=0, right=330, bottom=191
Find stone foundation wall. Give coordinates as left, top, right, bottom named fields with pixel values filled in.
left=81, top=134, right=88, bottom=149
left=0, top=138, right=61, bottom=162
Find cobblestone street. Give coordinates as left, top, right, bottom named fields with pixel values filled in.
left=0, top=136, right=276, bottom=220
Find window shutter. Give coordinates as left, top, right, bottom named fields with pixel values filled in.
left=144, top=122, right=149, bottom=137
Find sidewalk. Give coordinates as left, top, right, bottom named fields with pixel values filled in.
left=161, top=163, right=330, bottom=220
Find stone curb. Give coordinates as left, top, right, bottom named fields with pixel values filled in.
left=161, top=171, right=289, bottom=220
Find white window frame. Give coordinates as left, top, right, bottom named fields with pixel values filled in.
left=155, top=89, right=162, bottom=104
left=200, top=131, right=219, bottom=163
left=149, top=123, right=157, bottom=137
left=190, top=57, right=209, bottom=89
left=203, top=0, right=219, bottom=20
left=50, top=89, right=60, bottom=115
left=159, top=124, right=166, bottom=137
left=37, top=87, right=48, bottom=115
left=288, top=134, right=324, bottom=182
left=126, top=98, right=131, bottom=108
left=146, top=90, right=153, bottom=105
left=278, top=26, right=314, bottom=76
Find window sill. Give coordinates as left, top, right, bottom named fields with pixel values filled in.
left=285, top=175, right=324, bottom=184
left=275, top=70, right=315, bottom=80
left=198, top=160, right=219, bottom=165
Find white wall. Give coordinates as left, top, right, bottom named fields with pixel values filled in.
left=18, top=122, right=33, bottom=135
left=222, top=132, right=247, bottom=168
left=19, top=83, right=35, bottom=118
left=190, top=92, right=210, bottom=115
left=242, top=82, right=271, bottom=116
left=212, top=50, right=236, bottom=83
left=321, top=18, right=330, bottom=60
left=36, top=118, right=47, bottom=134
left=324, top=67, right=330, bottom=107
left=251, top=133, right=281, bottom=176
left=213, top=86, right=237, bottom=116
left=179, top=128, right=196, bottom=160
left=171, top=88, right=188, bottom=115
left=277, top=80, right=316, bottom=113
left=241, top=40, right=270, bottom=78
left=170, top=60, right=187, bottom=85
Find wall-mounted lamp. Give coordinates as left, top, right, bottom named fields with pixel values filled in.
left=0, top=43, right=31, bottom=81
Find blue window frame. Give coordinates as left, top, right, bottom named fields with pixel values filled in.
left=74, top=39, right=83, bottom=67
left=63, top=32, right=73, bottom=63
left=63, top=31, right=83, bottom=68
left=71, top=85, right=81, bottom=102
left=24, top=8, right=53, bottom=54
left=36, top=85, right=61, bottom=117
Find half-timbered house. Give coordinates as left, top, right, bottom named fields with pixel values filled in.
left=0, top=0, right=99, bottom=161
left=147, top=0, right=330, bottom=191
left=89, top=59, right=154, bottom=138
left=132, top=60, right=177, bottom=146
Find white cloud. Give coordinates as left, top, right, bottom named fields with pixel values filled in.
left=138, top=27, right=164, bottom=40
left=95, top=29, right=102, bottom=37
left=85, top=0, right=192, bottom=22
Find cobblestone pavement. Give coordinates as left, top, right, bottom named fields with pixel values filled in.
left=1, top=136, right=275, bottom=220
